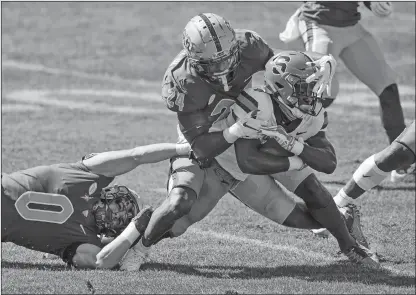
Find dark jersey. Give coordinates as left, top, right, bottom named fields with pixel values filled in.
left=162, top=29, right=274, bottom=147
left=1, top=158, right=114, bottom=259
left=299, top=1, right=362, bottom=27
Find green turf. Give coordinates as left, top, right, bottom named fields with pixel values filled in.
left=1, top=2, right=415, bottom=294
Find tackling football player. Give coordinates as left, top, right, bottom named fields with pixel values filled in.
left=1, top=142, right=190, bottom=270
left=124, top=13, right=337, bottom=269
left=279, top=1, right=408, bottom=181
left=313, top=120, right=415, bottom=238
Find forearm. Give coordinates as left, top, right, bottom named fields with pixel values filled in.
left=240, top=152, right=292, bottom=175
left=235, top=139, right=304, bottom=174
left=298, top=144, right=336, bottom=174
left=84, top=142, right=189, bottom=177
left=133, top=143, right=189, bottom=165
left=191, top=131, right=233, bottom=159
left=95, top=223, right=139, bottom=269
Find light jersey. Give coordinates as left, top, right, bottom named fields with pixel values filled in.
left=1, top=157, right=114, bottom=258
left=212, top=88, right=328, bottom=180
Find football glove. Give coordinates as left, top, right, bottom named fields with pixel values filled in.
left=260, top=125, right=305, bottom=156
left=223, top=110, right=264, bottom=143
left=305, top=54, right=337, bottom=97
left=370, top=2, right=393, bottom=18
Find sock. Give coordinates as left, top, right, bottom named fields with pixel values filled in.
left=333, top=188, right=354, bottom=208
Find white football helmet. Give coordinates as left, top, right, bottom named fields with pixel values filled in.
left=182, top=13, right=240, bottom=91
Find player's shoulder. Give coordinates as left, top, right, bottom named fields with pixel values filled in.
left=235, top=87, right=274, bottom=122
left=162, top=50, right=206, bottom=113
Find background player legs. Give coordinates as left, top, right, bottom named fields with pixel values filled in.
left=339, top=29, right=406, bottom=144
left=335, top=122, right=416, bottom=207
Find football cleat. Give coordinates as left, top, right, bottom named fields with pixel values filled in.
left=343, top=243, right=380, bottom=268
left=390, top=163, right=415, bottom=183
left=312, top=204, right=369, bottom=248
left=342, top=204, right=369, bottom=248
left=119, top=240, right=150, bottom=271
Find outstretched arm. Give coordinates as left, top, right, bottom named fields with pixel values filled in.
left=83, top=142, right=190, bottom=178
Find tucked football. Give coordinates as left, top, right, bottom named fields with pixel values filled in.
left=259, top=138, right=294, bottom=157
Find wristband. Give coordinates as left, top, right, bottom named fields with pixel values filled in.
left=288, top=156, right=305, bottom=171
left=176, top=143, right=190, bottom=156
left=291, top=140, right=305, bottom=156
left=223, top=127, right=239, bottom=143
left=118, top=222, right=141, bottom=245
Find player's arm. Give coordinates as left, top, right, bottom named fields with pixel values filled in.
left=178, top=110, right=263, bottom=164
left=70, top=241, right=130, bottom=270
left=299, top=131, right=337, bottom=174
left=82, top=142, right=190, bottom=178
left=235, top=138, right=305, bottom=174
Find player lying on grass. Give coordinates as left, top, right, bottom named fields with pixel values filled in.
left=104, top=51, right=379, bottom=270
left=279, top=1, right=407, bottom=182
left=313, top=120, right=415, bottom=238
left=118, top=13, right=351, bottom=269
left=1, top=142, right=190, bottom=269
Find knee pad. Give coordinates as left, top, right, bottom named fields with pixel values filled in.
left=353, top=155, right=389, bottom=191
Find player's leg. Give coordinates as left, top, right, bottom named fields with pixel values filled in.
left=230, top=174, right=322, bottom=229
left=140, top=157, right=205, bottom=247
left=169, top=164, right=232, bottom=238
left=334, top=121, right=416, bottom=207
left=339, top=24, right=406, bottom=144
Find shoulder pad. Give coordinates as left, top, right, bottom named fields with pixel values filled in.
left=162, top=52, right=206, bottom=113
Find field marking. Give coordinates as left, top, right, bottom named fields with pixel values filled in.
left=3, top=59, right=415, bottom=95
left=1, top=104, right=44, bottom=112
left=4, top=89, right=173, bottom=115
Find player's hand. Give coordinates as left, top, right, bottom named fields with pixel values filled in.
left=260, top=125, right=304, bottom=156
left=305, top=54, right=337, bottom=97
left=371, top=2, right=393, bottom=18
left=223, top=110, right=264, bottom=143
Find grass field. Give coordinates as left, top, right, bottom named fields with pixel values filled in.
left=1, top=2, right=415, bottom=294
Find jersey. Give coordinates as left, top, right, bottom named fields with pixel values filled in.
left=299, top=1, right=362, bottom=27
left=214, top=88, right=328, bottom=180
left=1, top=157, right=114, bottom=259
left=162, top=29, right=274, bottom=149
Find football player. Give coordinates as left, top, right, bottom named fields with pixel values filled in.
left=313, top=120, right=415, bottom=238
left=123, top=13, right=337, bottom=268
left=279, top=1, right=408, bottom=181
left=1, top=142, right=190, bottom=269
left=225, top=51, right=379, bottom=267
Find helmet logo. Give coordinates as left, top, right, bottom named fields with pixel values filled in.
left=272, top=55, right=290, bottom=75
left=183, top=32, right=194, bottom=53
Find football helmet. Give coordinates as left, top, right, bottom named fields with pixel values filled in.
left=264, top=51, right=323, bottom=117
left=182, top=13, right=240, bottom=91
left=92, top=185, right=144, bottom=237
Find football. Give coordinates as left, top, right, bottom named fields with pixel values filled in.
left=259, top=138, right=294, bottom=157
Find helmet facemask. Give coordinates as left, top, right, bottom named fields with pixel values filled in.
left=188, top=42, right=240, bottom=91
left=264, top=56, right=323, bottom=117
left=92, top=185, right=141, bottom=238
